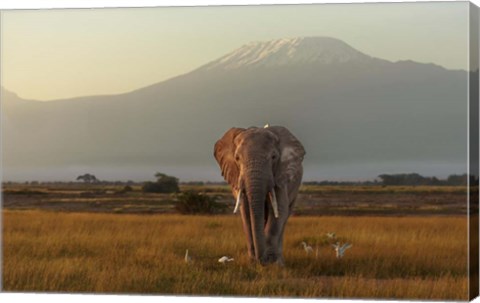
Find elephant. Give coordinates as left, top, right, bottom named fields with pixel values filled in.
left=214, top=125, right=305, bottom=265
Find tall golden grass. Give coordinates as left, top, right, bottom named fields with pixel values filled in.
left=2, top=210, right=468, bottom=299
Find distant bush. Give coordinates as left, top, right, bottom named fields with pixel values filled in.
left=378, top=173, right=471, bottom=186
left=446, top=174, right=469, bottom=186
left=142, top=173, right=180, bottom=193
left=115, top=185, right=134, bottom=194
left=175, top=191, right=227, bottom=215
left=182, top=181, right=205, bottom=186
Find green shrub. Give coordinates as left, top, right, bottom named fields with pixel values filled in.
left=175, top=191, right=227, bottom=214
left=115, top=185, right=134, bottom=194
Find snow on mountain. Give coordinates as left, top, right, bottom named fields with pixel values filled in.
left=201, top=37, right=372, bottom=71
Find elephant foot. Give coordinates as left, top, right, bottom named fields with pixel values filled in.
left=261, top=253, right=284, bottom=266
left=275, top=256, right=285, bottom=267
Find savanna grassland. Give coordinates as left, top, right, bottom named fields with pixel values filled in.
left=2, top=184, right=470, bottom=300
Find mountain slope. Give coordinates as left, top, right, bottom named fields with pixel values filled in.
left=2, top=37, right=468, bottom=181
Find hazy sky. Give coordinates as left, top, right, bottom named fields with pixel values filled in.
left=1, top=2, right=469, bottom=100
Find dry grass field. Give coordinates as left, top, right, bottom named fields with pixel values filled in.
left=2, top=209, right=468, bottom=300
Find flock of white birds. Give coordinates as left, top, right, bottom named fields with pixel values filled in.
left=184, top=232, right=352, bottom=264
left=301, top=232, right=352, bottom=259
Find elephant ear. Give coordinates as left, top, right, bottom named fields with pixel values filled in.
left=214, top=127, right=245, bottom=188
left=266, top=126, right=305, bottom=187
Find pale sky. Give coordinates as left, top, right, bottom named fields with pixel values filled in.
left=1, top=2, right=469, bottom=101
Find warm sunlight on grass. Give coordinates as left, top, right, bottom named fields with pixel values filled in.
left=3, top=210, right=468, bottom=299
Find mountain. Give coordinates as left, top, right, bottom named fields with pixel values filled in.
left=1, top=37, right=468, bottom=181
left=201, top=37, right=373, bottom=70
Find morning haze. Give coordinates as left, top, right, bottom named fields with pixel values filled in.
left=1, top=3, right=470, bottom=182
left=2, top=2, right=468, bottom=100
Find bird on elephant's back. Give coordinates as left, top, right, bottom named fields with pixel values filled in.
left=214, top=125, right=305, bottom=266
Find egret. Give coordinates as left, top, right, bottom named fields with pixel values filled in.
left=301, top=241, right=314, bottom=254
left=332, top=242, right=352, bottom=258
left=185, top=249, right=192, bottom=263
left=326, top=232, right=336, bottom=239
left=218, top=256, right=234, bottom=264
left=264, top=123, right=270, bottom=128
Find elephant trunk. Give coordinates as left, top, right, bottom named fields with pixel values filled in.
left=244, top=168, right=270, bottom=263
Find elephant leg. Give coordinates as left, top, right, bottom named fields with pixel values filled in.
left=265, top=212, right=289, bottom=265
left=275, top=211, right=291, bottom=266
left=277, top=186, right=301, bottom=258
left=276, top=187, right=301, bottom=263
left=239, top=195, right=255, bottom=260
left=264, top=186, right=290, bottom=265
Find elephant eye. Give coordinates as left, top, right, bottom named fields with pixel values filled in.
left=235, top=155, right=240, bottom=161
left=272, top=154, right=277, bottom=160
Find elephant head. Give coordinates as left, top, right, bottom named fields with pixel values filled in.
left=214, top=125, right=305, bottom=265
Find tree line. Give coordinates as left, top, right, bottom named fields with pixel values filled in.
left=304, top=173, right=474, bottom=186
left=6, top=172, right=475, bottom=187
left=378, top=173, right=473, bottom=186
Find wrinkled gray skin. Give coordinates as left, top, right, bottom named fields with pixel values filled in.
left=214, top=126, right=305, bottom=265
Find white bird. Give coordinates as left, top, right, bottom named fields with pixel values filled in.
left=185, top=249, right=192, bottom=263
left=326, top=232, right=336, bottom=239
left=264, top=123, right=270, bottom=128
left=301, top=241, right=314, bottom=254
left=218, top=256, right=234, bottom=264
left=332, top=242, right=352, bottom=258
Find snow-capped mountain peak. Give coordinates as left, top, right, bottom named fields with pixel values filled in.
left=202, top=37, right=371, bottom=70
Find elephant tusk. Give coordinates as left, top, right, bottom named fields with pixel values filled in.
left=233, top=190, right=242, bottom=214
left=269, top=190, right=279, bottom=219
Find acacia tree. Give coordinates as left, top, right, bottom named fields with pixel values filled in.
left=76, top=173, right=99, bottom=183
left=142, top=172, right=179, bottom=193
